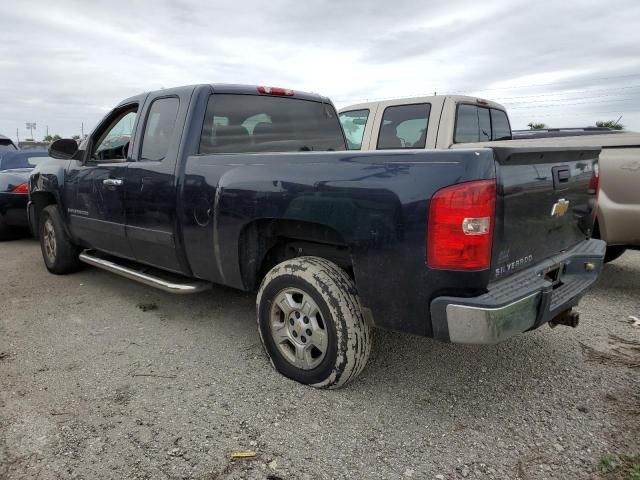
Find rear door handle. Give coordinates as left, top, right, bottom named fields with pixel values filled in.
left=103, top=178, right=123, bottom=186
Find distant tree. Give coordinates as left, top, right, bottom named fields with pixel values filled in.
left=528, top=122, right=547, bottom=130
left=44, top=134, right=62, bottom=142
left=595, top=120, right=624, bottom=130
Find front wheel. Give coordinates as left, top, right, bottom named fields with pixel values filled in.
left=39, top=205, right=82, bottom=274
left=257, top=256, right=372, bottom=389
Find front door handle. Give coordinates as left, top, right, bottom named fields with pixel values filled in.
left=103, top=178, right=124, bottom=186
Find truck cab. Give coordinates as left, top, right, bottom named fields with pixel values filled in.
left=338, top=95, right=512, bottom=151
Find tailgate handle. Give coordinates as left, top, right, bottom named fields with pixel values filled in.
left=553, top=166, right=571, bottom=189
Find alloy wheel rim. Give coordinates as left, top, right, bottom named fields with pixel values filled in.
left=269, top=287, right=328, bottom=370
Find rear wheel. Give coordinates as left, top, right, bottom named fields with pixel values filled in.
left=39, top=205, right=82, bottom=274
left=257, top=256, right=372, bottom=389
left=604, top=245, right=626, bottom=264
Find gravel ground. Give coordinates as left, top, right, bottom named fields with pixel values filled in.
left=1, top=238, right=638, bottom=480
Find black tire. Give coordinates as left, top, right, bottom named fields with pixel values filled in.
left=0, top=213, right=14, bottom=241
left=257, top=256, right=372, bottom=389
left=604, top=245, right=626, bottom=264
left=39, top=205, right=82, bottom=274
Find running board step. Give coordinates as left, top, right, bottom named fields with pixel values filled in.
left=79, top=251, right=212, bottom=294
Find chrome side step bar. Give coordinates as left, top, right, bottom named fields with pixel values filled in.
left=79, top=251, right=212, bottom=294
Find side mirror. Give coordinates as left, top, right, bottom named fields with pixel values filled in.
left=48, top=138, right=79, bottom=160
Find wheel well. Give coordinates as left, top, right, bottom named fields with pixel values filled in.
left=592, top=218, right=606, bottom=241
left=239, top=219, right=352, bottom=290
left=30, top=192, right=57, bottom=235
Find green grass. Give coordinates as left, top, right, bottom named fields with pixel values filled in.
left=598, top=454, right=640, bottom=479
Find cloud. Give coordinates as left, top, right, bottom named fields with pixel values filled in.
left=1, top=0, right=639, bottom=140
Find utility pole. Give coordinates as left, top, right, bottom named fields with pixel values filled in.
left=16, top=128, right=20, bottom=142
left=46, top=125, right=49, bottom=137
left=81, top=122, right=84, bottom=137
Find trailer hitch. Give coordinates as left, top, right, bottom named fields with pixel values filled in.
left=549, top=309, right=580, bottom=328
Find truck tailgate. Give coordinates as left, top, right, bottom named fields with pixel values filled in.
left=490, top=146, right=600, bottom=281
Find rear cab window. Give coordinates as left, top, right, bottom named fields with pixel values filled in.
left=0, top=152, right=49, bottom=170
left=199, top=94, right=346, bottom=154
left=491, top=109, right=512, bottom=140
left=454, top=104, right=512, bottom=143
left=0, top=139, right=18, bottom=152
left=339, top=109, right=369, bottom=150
left=377, top=103, right=430, bottom=150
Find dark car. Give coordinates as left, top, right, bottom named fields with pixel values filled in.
left=0, top=150, right=49, bottom=239
left=0, top=134, right=18, bottom=152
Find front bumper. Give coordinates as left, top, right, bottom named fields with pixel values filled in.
left=430, top=239, right=606, bottom=344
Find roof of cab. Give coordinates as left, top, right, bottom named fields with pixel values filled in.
left=210, top=84, right=331, bottom=103
left=339, top=95, right=507, bottom=112
left=117, top=84, right=332, bottom=108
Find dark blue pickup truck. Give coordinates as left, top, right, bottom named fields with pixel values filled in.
left=29, top=84, right=605, bottom=388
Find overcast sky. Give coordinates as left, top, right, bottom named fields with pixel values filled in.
left=1, top=0, right=640, bottom=140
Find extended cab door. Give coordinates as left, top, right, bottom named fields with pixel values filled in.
left=124, top=89, right=192, bottom=274
left=67, top=103, right=140, bottom=258
left=367, top=98, right=444, bottom=150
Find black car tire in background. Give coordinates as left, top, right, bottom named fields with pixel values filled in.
left=0, top=213, right=13, bottom=240
left=38, top=205, right=83, bottom=274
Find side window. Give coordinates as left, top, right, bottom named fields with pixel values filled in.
left=377, top=104, right=430, bottom=150
left=93, top=109, right=138, bottom=162
left=140, top=97, right=180, bottom=161
left=491, top=109, right=512, bottom=140
left=454, top=104, right=479, bottom=143
left=339, top=109, right=369, bottom=150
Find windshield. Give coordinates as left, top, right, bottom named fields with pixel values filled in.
left=0, top=151, right=49, bottom=170
left=199, top=94, right=346, bottom=154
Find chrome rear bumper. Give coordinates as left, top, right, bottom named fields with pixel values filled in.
left=430, top=239, right=606, bottom=344
left=445, top=293, right=539, bottom=344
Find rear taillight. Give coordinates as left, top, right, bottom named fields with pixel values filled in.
left=588, top=162, right=599, bottom=194
left=427, top=180, right=496, bottom=270
left=257, top=86, right=295, bottom=96
left=11, top=182, right=29, bottom=194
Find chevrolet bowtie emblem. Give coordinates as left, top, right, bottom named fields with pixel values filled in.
left=551, top=198, right=570, bottom=217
